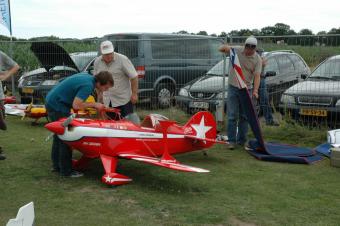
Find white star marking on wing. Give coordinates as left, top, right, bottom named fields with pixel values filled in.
left=190, top=116, right=212, bottom=140
left=104, top=175, right=132, bottom=183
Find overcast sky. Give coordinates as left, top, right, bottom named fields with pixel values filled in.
left=1, top=0, right=339, bottom=39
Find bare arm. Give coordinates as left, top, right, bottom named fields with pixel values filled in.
left=252, top=73, right=261, bottom=99
left=218, top=44, right=231, bottom=54
left=0, top=64, right=20, bottom=81
left=72, top=97, right=105, bottom=111
left=130, top=77, right=138, bottom=104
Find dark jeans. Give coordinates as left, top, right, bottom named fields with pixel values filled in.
left=259, top=78, right=274, bottom=124
left=226, top=85, right=251, bottom=145
left=47, top=109, right=72, bottom=176
left=107, top=101, right=134, bottom=120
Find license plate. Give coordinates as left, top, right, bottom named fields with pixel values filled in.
left=22, top=88, right=34, bottom=94
left=300, top=108, right=327, bottom=117
left=189, top=101, right=209, bottom=109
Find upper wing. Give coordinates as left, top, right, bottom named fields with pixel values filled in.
left=118, top=153, right=209, bottom=173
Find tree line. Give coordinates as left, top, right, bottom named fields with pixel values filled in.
left=175, top=23, right=340, bottom=37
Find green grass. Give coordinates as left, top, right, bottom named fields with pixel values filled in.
left=1, top=110, right=340, bottom=226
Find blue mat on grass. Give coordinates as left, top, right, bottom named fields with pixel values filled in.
left=247, top=139, right=323, bottom=164
left=239, top=88, right=323, bottom=164
left=314, top=143, right=331, bottom=157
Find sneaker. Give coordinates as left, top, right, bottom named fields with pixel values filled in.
left=0, top=154, right=6, bottom=160
left=69, top=170, right=84, bottom=178
left=226, top=143, right=236, bottom=150
left=51, top=168, right=60, bottom=173
left=61, top=170, right=83, bottom=178
left=0, top=146, right=3, bottom=154
left=266, top=121, right=280, bottom=126
left=244, top=144, right=252, bottom=151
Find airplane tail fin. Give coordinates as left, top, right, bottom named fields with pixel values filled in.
left=184, top=111, right=217, bottom=148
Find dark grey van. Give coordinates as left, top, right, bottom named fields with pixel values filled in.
left=102, top=33, right=222, bottom=107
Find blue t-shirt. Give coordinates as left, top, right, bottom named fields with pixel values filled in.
left=46, top=73, right=95, bottom=113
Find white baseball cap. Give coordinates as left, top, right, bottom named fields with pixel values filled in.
left=245, top=36, right=257, bottom=46
left=100, top=40, right=114, bottom=55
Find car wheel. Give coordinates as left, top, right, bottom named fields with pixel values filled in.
left=154, top=83, right=174, bottom=108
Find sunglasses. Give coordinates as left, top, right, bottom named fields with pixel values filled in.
left=245, top=44, right=256, bottom=49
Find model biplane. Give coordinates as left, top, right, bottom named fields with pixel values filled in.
left=45, top=111, right=225, bottom=186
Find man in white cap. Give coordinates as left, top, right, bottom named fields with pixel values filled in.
left=94, top=40, right=138, bottom=120
left=218, top=36, right=262, bottom=150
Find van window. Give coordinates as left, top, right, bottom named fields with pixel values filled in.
left=277, top=55, right=294, bottom=73
left=107, top=35, right=139, bottom=59
left=289, top=54, right=307, bottom=71
left=264, top=57, right=279, bottom=74
left=183, top=39, right=210, bottom=59
left=151, top=37, right=213, bottom=59
left=151, top=38, right=186, bottom=59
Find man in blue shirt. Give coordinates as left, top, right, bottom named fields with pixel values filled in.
left=46, top=71, right=113, bottom=177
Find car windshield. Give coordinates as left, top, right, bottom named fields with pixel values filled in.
left=206, top=59, right=230, bottom=76
left=70, top=52, right=97, bottom=71
left=309, top=57, right=340, bottom=80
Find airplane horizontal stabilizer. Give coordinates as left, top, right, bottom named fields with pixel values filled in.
left=118, top=154, right=209, bottom=173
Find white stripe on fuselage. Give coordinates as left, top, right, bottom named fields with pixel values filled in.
left=58, top=126, right=185, bottom=141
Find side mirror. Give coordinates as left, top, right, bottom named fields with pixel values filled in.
left=265, top=71, right=276, bottom=77
left=301, top=74, right=308, bottom=80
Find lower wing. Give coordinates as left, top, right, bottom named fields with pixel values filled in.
left=118, top=153, right=209, bottom=173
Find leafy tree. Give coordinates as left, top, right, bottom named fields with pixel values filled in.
left=218, top=32, right=227, bottom=37
left=228, top=30, right=240, bottom=36
left=273, top=23, right=291, bottom=35
left=251, top=29, right=261, bottom=36
left=328, top=28, right=340, bottom=34
left=260, top=26, right=275, bottom=36
left=317, top=31, right=327, bottom=35
left=196, top=31, right=208, bottom=36
left=176, top=30, right=189, bottom=34
left=299, top=29, right=313, bottom=35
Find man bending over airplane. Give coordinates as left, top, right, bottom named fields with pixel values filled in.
left=45, top=71, right=114, bottom=177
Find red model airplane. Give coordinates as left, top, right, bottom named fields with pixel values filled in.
left=45, top=111, right=224, bottom=186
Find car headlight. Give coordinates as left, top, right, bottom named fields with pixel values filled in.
left=216, top=91, right=228, bottom=100
left=335, top=99, right=340, bottom=107
left=280, top=94, right=295, bottom=104
left=18, top=78, right=25, bottom=88
left=179, top=88, right=188, bottom=97
left=41, top=80, right=59, bottom=86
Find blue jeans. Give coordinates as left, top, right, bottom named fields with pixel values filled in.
left=227, top=85, right=249, bottom=145
left=259, top=78, right=274, bottom=124
left=47, top=109, right=72, bottom=176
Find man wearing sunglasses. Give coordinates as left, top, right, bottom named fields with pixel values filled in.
left=219, top=36, right=262, bottom=150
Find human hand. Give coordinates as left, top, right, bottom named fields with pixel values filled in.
left=253, top=90, right=259, bottom=99
left=0, top=73, right=7, bottom=81
left=218, top=44, right=230, bottom=53
left=131, top=93, right=138, bottom=104
left=94, top=102, right=106, bottom=111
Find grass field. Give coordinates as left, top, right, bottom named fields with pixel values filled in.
left=1, top=109, right=340, bottom=226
